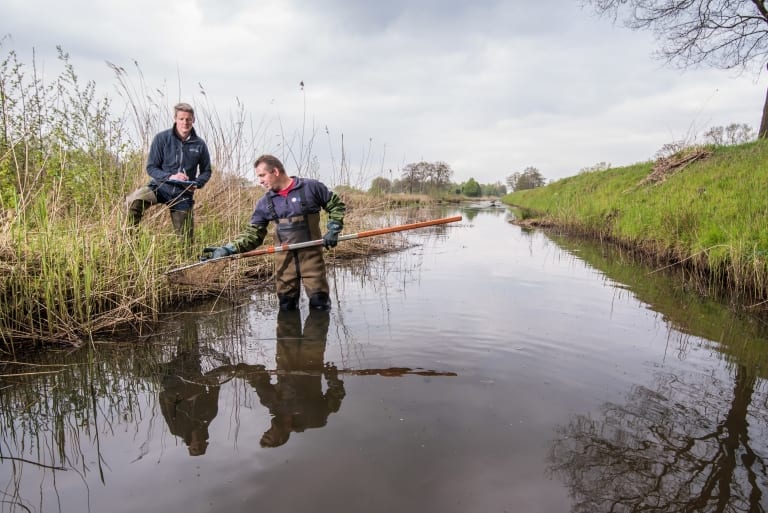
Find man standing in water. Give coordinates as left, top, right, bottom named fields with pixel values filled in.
left=201, top=154, right=345, bottom=311
left=125, top=102, right=212, bottom=244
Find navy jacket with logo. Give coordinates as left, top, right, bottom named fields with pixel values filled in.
left=146, top=125, right=212, bottom=194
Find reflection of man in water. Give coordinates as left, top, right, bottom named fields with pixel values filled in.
left=159, top=318, right=221, bottom=456
left=248, top=309, right=345, bottom=448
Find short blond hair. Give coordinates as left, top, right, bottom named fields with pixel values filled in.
left=174, top=102, right=195, bottom=116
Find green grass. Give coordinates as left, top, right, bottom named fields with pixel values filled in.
left=504, top=140, right=768, bottom=305
left=0, top=44, right=403, bottom=350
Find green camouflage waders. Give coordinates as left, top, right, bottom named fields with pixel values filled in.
left=273, top=212, right=329, bottom=309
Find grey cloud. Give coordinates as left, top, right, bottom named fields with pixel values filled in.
left=0, top=0, right=761, bottom=185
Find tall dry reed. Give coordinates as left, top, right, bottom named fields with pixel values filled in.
left=0, top=44, right=403, bottom=350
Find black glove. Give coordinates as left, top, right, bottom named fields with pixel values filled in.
left=324, top=362, right=339, bottom=381
left=200, top=243, right=236, bottom=261
left=322, top=221, right=342, bottom=249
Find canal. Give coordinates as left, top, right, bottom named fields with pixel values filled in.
left=1, top=205, right=767, bottom=512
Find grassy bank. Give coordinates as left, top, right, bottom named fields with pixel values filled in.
left=0, top=46, right=429, bottom=351
left=503, top=140, right=768, bottom=308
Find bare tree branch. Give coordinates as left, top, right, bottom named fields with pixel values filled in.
left=583, top=0, right=768, bottom=136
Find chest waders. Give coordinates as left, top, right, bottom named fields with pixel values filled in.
left=267, top=191, right=330, bottom=310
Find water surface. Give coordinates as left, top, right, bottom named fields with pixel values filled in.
left=2, top=205, right=767, bottom=512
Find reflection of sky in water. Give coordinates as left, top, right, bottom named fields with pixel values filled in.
left=2, top=206, right=767, bottom=513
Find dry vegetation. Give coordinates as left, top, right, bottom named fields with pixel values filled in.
left=0, top=46, right=432, bottom=351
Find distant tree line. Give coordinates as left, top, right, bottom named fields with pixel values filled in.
left=368, top=161, right=507, bottom=197
left=703, top=123, right=753, bottom=146
left=373, top=119, right=757, bottom=199
left=506, top=166, right=546, bottom=192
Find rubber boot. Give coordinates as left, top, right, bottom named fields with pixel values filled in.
left=309, top=292, right=331, bottom=311
left=278, top=294, right=298, bottom=311
left=170, top=209, right=194, bottom=246
left=126, top=199, right=149, bottom=226
left=125, top=185, right=157, bottom=227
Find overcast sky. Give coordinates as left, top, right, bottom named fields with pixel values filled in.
left=2, top=0, right=766, bottom=187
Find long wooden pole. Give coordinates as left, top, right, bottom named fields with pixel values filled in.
left=165, top=215, right=462, bottom=276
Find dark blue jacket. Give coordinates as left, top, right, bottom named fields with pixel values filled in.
left=146, top=125, right=212, bottom=193
left=248, top=177, right=343, bottom=226
left=230, top=177, right=345, bottom=252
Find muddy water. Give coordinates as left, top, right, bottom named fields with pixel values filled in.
left=2, top=205, right=768, bottom=513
